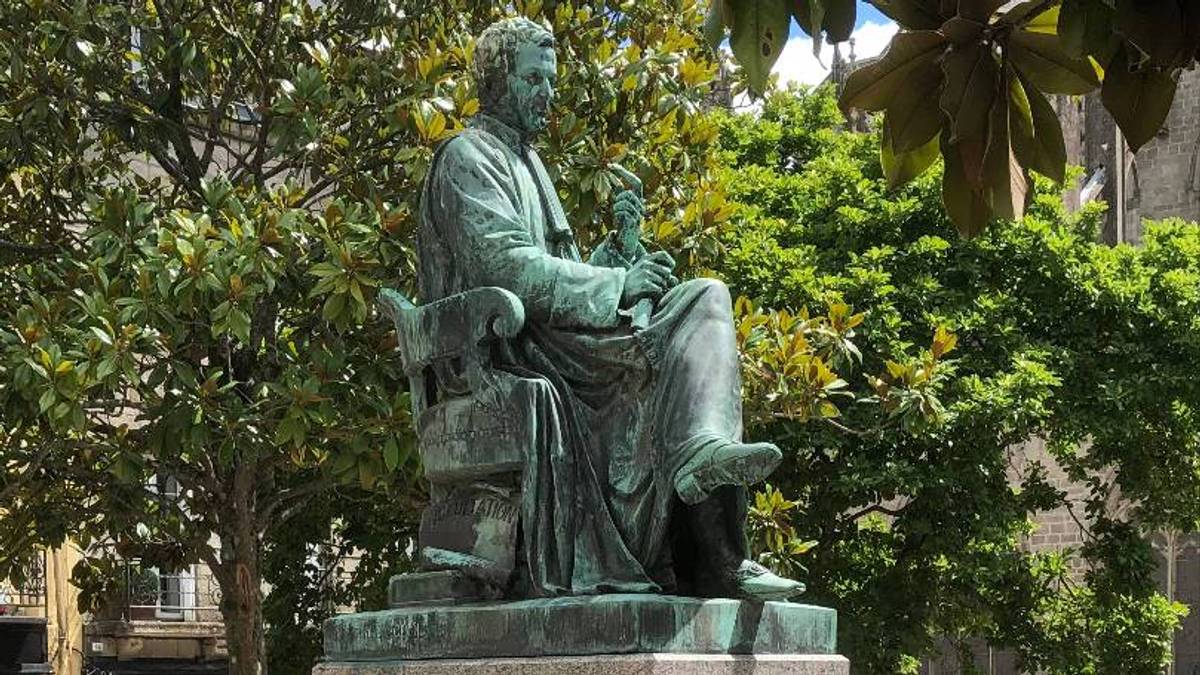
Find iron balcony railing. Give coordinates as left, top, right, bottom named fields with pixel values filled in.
left=0, top=551, right=46, bottom=612
left=121, top=562, right=221, bottom=621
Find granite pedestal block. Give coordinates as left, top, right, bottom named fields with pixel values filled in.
left=319, top=594, right=847, bottom=673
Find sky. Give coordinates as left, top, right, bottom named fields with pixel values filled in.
left=771, top=2, right=897, bottom=88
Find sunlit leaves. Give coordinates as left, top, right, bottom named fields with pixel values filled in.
left=716, top=86, right=1198, bottom=674
left=735, top=295, right=949, bottom=430
left=748, top=484, right=817, bottom=578
left=1, top=0, right=729, bottom=626
left=411, top=101, right=452, bottom=144
left=864, top=326, right=955, bottom=429
left=930, top=325, right=957, bottom=359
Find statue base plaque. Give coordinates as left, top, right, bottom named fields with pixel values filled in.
left=316, top=594, right=848, bottom=674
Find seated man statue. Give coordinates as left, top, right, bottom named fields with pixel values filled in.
left=415, top=17, right=802, bottom=601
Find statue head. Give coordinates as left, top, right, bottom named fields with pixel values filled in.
left=474, top=18, right=557, bottom=138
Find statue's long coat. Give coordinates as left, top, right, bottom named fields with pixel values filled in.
left=417, top=113, right=746, bottom=596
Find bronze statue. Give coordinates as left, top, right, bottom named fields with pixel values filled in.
left=384, top=16, right=802, bottom=602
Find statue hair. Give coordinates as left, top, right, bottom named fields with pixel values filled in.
left=474, top=18, right=556, bottom=111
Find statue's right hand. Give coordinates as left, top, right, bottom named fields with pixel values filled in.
left=620, top=251, right=676, bottom=309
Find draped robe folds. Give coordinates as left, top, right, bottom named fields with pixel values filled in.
left=417, top=113, right=746, bottom=597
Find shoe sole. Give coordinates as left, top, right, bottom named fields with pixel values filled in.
left=677, top=446, right=782, bottom=505
left=740, top=582, right=806, bottom=602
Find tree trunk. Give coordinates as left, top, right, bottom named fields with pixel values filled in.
left=221, top=551, right=265, bottom=675
left=217, top=468, right=267, bottom=675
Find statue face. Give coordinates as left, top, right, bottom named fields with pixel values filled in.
left=504, top=42, right=557, bottom=136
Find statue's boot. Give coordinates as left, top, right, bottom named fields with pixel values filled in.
left=729, top=559, right=805, bottom=601
left=674, top=439, right=782, bottom=506
left=684, top=486, right=805, bottom=601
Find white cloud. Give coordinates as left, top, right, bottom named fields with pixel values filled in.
left=773, top=20, right=899, bottom=88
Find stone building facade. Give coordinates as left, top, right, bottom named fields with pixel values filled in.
left=1067, top=68, right=1200, bottom=243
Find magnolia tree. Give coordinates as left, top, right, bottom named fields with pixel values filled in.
left=706, top=0, right=1199, bottom=234
left=0, top=1, right=732, bottom=672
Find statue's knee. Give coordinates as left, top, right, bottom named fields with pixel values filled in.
left=685, top=278, right=732, bottom=317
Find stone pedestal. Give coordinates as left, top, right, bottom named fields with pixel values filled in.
left=314, top=653, right=849, bottom=674
left=317, top=594, right=848, bottom=674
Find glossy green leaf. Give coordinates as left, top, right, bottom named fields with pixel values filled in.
left=840, top=30, right=947, bottom=112
left=882, top=121, right=940, bottom=189
left=1010, top=71, right=1067, bottom=183
left=941, top=135, right=991, bottom=236
left=822, top=0, right=856, bottom=42
left=1007, top=29, right=1100, bottom=94
left=1101, top=44, right=1179, bottom=151
left=729, top=0, right=792, bottom=94
left=885, top=59, right=943, bottom=152
left=939, top=42, right=999, bottom=143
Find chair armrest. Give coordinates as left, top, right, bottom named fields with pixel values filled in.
left=378, top=286, right=525, bottom=378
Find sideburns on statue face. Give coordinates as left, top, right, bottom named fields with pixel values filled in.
left=502, top=41, right=557, bottom=138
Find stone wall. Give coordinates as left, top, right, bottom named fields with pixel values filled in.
left=1124, top=68, right=1200, bottom=241
left=1062, top=67, right=1200, bottom=244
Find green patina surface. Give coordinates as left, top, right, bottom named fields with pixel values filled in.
left=389, top=14, right=802, bottom=604
left=388, top=571, right=500, bottom=607
left=323, top=595, right=837, bottom=661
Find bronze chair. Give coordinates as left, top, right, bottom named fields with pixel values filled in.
left=379, top=286, right=542, bottom=593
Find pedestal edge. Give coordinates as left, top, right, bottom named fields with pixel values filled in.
left=314, top=653, right=851, bottom=675
left=324, top=594, right=838, bottom=661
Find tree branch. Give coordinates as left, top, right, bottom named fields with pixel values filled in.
left=257, top=476, right=335, bottom=528
left=0, top=237, right=60, bottom=257
left=0, top=439, right=56, bottom=506
left=845, top=503, right=906, bottom=522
